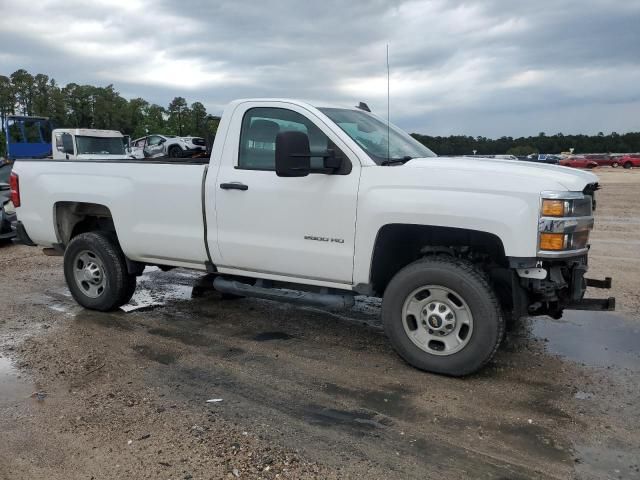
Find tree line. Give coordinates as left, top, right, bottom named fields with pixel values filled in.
left=2, top=68, right=639, bottom=158
left=0, top=69, right=220, bottom=156
left=411, top=131, right=640, bottom=156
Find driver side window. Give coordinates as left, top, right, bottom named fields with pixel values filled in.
left=238, top=107, right=345, bottom=171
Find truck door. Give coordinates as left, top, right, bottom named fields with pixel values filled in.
left=211, top=102, right=361, bottom=285
left=145, top=135, right=165, bottom=158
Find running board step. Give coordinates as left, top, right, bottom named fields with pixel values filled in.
left=212, top=277, right=355, bottom=310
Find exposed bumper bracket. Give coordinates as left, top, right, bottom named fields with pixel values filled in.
left=585, top=276, right=612, bottom=289
left=565, top=297, right=616, bottom=311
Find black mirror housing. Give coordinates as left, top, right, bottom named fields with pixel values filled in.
left=275, top=131, right=311, bottom=177
left=61, top=133, right=74, bottom=155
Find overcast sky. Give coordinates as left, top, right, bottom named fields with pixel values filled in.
left=0, top=0, right=639, bottom=137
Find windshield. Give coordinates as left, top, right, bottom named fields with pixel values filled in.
left=75, top=136, right=126, bottom=155
left=318, top=108, right=436, bottom=164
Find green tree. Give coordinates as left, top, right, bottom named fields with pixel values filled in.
left=167, top=96, right=189, bottom=135
left=189, top=101, right=208, bottom=136
left=127, top=97, right=149, bottom=137
left=32, top=73, right=50, bottom=116
left=10, top=69, right=35, bottom=115
left=506, top=145, right=537, bottom=156
left=0, top=75, right=15, bottom=133
left=47, top=79, right=67, bottom=128
left=142, top=104, right=166, bottom=135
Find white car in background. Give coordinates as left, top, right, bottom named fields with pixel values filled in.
left=130, top=134, right=206, bottom=159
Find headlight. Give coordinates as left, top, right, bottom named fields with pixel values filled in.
left=538, top=192, right=593, bottom=256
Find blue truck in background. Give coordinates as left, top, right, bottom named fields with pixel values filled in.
left=3, top=115, right=53, bottom=161
left=0, top=115, right=51, bottom=241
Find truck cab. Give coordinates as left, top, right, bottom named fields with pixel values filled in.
left=52, top=129, right=129, bottom=161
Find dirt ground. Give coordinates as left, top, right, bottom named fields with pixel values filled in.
left=0, top=168, right=639, bottom=480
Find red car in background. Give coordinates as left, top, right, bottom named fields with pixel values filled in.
left=615, top=154, right=640, bottom=169
left=583, top=154, right=615, bottom=167
left=560, top=156, right=598, bottom=169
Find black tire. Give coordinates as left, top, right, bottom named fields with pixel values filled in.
left=382, top=256, right=504, bottom=376
left=611, top=161, right=619, bottom=168
left=120, top=275, right=138, bottom=306
left=624, top=162, right=632, bottom=169
left=168, top=145, right=182, bottom=158
left=64, top=232, right=136, bottom=311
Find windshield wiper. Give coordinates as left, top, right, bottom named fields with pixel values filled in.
left=381, top=156, right=414, bottom=166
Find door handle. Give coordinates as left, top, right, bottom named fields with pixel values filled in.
left=220, top=182, right=248, bottom=191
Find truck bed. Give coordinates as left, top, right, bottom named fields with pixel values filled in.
left=14, top=159, right=210, bottom=269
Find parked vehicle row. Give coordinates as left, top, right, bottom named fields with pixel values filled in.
left=559, top=156, right=598, bottom=169
left=563, top=153, right=639, bottom=169
left=615, top=154, right=640, bottom=169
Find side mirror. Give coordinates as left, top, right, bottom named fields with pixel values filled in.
left=159, top=138, right=166, bottom=144
left=275, top=131, right=310, bottom=177
left=61, top=133, right=74, bottom=155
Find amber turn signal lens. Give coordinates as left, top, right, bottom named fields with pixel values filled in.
left=539, top=233, right=565, bottom=251
left=541, top=199, right=565, bottom=217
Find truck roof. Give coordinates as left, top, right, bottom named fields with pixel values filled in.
left=53, top=128, right=123, bottom=138
left=230, top=98, right=360, bottom=111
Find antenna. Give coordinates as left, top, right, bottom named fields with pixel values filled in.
left=386, top=44, right=390, bottom=162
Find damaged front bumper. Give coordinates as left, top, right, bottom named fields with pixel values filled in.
left=511, top=254, right=615, bottom=319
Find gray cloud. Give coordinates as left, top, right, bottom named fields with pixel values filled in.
left=0, top=0, right=638, bottom=137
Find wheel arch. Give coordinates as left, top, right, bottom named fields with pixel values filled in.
left=368, top=223, right=507, bottom=296
left=54, top=201, right=117, bottom=247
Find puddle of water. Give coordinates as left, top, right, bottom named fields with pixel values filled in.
left=574, top=443, right=640, bottom=480
left=132, top=345, right=178, bottom=365
left=0, top=356, right=33, bottom=406
left=122, top=278, right=194, bottom=312
left=531, top=311, right=640, bottom=371
left=304, top=406, right=388, bottom=431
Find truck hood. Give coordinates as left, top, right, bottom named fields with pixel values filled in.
left=405, top=156, right=598, bottom=191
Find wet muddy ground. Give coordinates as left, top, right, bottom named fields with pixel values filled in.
left=1, top=169, right=639, bottom=479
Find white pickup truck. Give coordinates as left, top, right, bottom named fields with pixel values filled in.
left=10, top=99, right=614, bottom=376
left=52, top=128, right=130, bottom=161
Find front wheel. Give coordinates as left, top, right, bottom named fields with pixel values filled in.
left=382, top=256, right=504, bottom=376
left=64, top=232, right=137, bottom=311
left=624, top=162, right=633, bottom=169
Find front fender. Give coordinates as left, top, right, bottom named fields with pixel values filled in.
left=353, top=168, right=548, bottom=285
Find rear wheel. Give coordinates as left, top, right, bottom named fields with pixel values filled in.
left=612, top=161, right=619, bottom=168
left=168, top=145, right=182, bottom=158
left=382, top=256, right=504, bottom=376
left=64, top=232, right=136, bottom=311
